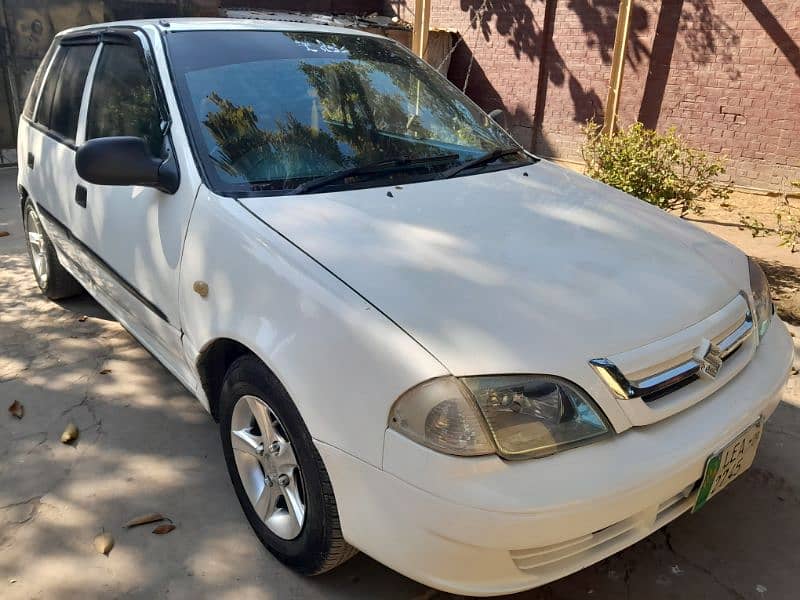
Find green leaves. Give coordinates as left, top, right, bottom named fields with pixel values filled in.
left=581, top=121, right=732, bottom=217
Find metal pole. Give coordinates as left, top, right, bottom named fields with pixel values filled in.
left=602, top=0, right=634, bottom=135
left=411, top=0, right=432, bottom=59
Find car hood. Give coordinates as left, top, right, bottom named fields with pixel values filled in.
left=239, top=160, right=747, bottom=378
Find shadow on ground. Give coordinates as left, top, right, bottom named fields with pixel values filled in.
left=756, top=258, right=800, bottom=326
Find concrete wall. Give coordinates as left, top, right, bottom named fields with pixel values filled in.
left=399, top=0, right=800, bottom=192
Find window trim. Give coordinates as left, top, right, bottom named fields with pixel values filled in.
left=160, top=29, right=210, bottom=192
left=75, top=42, right=103, bottom=146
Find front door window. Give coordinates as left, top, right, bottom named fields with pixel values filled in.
left=85, top=43, right=163, bottom=157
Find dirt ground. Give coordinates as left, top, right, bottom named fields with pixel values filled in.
left=1, top=165, right=799, bottom=600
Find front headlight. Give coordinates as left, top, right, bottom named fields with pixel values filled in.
left=388, top=375, right=611, bottom=459
left=748, top=256, right=773, bottom=340
left=388, top=377, right=495, bottom=456
left=462, top=376, right=611, bottom=459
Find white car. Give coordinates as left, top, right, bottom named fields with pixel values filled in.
left=17, top=17, right=794, bottom=596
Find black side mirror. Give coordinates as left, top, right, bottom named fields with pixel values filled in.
left=76, top=136, right=179, bottom=194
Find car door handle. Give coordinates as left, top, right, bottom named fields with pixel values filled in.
left=75, top=185, right=87, bottom=208
left=27, top=152, right=34, bottom=169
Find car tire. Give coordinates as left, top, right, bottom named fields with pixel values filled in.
left=219, top=354, right=358, bottom=575
left=23, top=199, right=83, bottom=300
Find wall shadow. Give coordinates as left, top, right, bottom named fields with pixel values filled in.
left=637, top=0, right=684, bottom=128
left=679, top=0, right=741, bottom=80
left=454, top=0, right=647, bottom=143
left=453, top=0, right=746, bottom=140
left=742, top=0, right=800, bottom=77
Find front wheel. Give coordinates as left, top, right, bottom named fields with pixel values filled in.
left=219, top=355, right=357, bottom=575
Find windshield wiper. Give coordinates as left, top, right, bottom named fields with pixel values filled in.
left=438, top=147, right=529, bottom=179
left=290, top=153, right=460, bottom=195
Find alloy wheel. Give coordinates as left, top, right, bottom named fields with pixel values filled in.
left=230, top=394, right=306, bottom=540
left=25, top=207, right=49, bottom=288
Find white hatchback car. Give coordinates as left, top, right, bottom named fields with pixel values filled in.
left=17, top=18, right=794, bottom=596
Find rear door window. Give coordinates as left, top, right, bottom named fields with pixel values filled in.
left=48, top=45, right=97, bottom=143
left=22, top=42, right=57, bottom=120
left=86, top=43, right=164, bottom=157
left=34, top=48, right=66, bottom=129
left=35, top=43, right=97, bottom=144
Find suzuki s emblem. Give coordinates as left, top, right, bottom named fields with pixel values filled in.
left=693, top=339, right=723, bottom=379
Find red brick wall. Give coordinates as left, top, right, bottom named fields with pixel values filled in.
left=401, top=0, right=800, bottom=191
left=646, top=0, right=800, bottom=189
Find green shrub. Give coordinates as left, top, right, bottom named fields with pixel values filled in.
left=581, top=121, right=731, bottom=217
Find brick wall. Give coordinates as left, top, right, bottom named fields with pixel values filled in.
left=401, top=0, right=800, bottom=192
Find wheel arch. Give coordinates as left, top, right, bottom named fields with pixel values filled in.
left=195, top=337, right=254, bottom=420
left=19, top=184, right=29, bottom=214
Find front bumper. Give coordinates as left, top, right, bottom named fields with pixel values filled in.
left=317, top=316, right=794, bottom=596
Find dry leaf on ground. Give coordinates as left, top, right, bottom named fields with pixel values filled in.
left=124, top=513, right=165, bottom=528
left=99, top=369, right=111, bottom=375
left=94, top=532, right=114, bottom=556
left=60, top=422, right=79, bottom=444
left=152, top=523, right=176, bottom=535
left=8, top=400, right=24, bottom=419
left=0, top=231, right=9, bottom=238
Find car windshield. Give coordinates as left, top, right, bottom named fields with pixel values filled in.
left=166, top=30, right=532, bottom=195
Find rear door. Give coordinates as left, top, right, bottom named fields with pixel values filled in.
left=73, top=31, right=196, bottom=376
left=23, top=39, right=98, bottom=240
left=17, top=40, right=57, bottom=206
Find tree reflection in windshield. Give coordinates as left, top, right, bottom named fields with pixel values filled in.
left=169, top=30, right=526, bottom=193
left=203, top=92, right=346, bottom=186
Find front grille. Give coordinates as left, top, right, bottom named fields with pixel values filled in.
left=589, top=293, right=754, bottom=404
left=640, top=340, right=745, bottom=403
left=640, top=374, right=699, bottom=403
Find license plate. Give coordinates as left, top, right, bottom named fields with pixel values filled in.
left=692, top=419, right=763, bottom=513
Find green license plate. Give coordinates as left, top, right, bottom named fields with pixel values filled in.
left=693, top=418, right=763, bottom=513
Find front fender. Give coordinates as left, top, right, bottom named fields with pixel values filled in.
left=179, top=188, right=447, bottom=468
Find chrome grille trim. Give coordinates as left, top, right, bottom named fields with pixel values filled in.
left=590, top=297, right=753, bottom=402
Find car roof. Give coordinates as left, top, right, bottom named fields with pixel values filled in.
left=58, top=17, right=384, bottom=39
